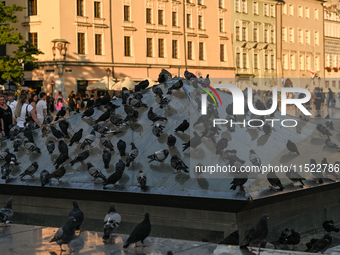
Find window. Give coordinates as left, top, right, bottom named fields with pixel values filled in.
left=283, top=4, right=287, bottom=15
left=172, top=12, right=177, bottom=26
left=198, top=0, right=202, bottom=5
left=94, top=1, right=101, bottom=18
left=146, top=8, right=152, bottom=24
left=305, top=30, right=310, bottom=44
left=290, top=54, right=295, bottom=70
left=242, top=26, right=246, bottom=41
left=187, top=14, right=191, bottom=28
left=253, top=28, right=258, bottom=42
left=219, top=0, right=223, bottom=8
left=264, top=29, right=268, bottom=43
left=298, top=6, right=303, bottom=17
left=198, top=15, right=203, bottom=30
left=236, top=26, right=240, bottom=41
left=124, top=5, right=130, bottom=21
left=271, top=55, right=274, bottom=69
left=95, top=34, right=102, bottom=55
left=270, top=30, right=274, bottom=43
left=199, top=42, right=204, bottom=60
left=299, top=55, right=304, bottom=70
left=243, top=53, right=247, bottom=68
left=28, top=0, right=37, bottom=16
left=172, top=40, right=178, bottom=58
left=289, top=5, right=294, bottom=16
left=253, top=2, right=258, bottom=15
left=28, top=32, right=38, bottom=48
left=265, top=54, right=268, bottom=69
left=289, top=28, right=294, bottom=43
left=147, top=38, right=153, bottom=57
left=314, top=31, right=319, bottom=45
left=236, top=53, right=240, bottom=68
left=254, top=53, right=258, bottom=69
left=188, top=41, right=193, bottom=60
left=315, top=56, right=319, bottom=71
left=220, top=44, right=225, bottom=62
left=306, top=56, right=311, bottom=70
left=158, top=10, right=163, bottom=25
left=315, top=9, right=318, bottom=20
left=298, top=29, right=303, bottom=44
left=235, top=0, right=240, bottom=12
left=242, top=0, right=247, bottom=13
left=270, top=5, right=275, bottom=17
left=124, top=36, right=131, bottom=56
left=264, top=4, right=268, bottom=16
left=158, top=39, right=164, bottom=58
left=283, top=54, right=288, bottom=69
left=77, top=33, right=85, bottom=54
left=282, top=27, right=287, bottom=42
left=219, top=19, right=224, bottom=32
left=305, top=7, right=310, bottom=18
left=0, top=45, right=5, bottom=57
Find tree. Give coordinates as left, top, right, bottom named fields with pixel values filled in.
left=0, top=3, right=43, bottom=84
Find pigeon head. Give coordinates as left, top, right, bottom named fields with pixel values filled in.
left=250, top=150, right=255, bottom=154
left=59, top=140, right=65, bottom=145
left=32, top=162, right=38, bottom=168
left=87, top=163, right=93, bottom=169
left=5, top=197, right=14, bottom=209
left=4, top=148, right=9, bottom=153
left=93, top=124, right=99, bottom=130
left=66, top=216, right=77, bottom=228
left=163, top=149, right=169, bottom=157
left=144, top=213, right=150, bottom=220
left=72, top=201, right=79, bottom=209
left=287, top=140, right=291, bottom=143
left=109, top=203, right=117, bottom=213
left=61, top=107, right=65, bottom=110
left=171, top=155, right=178, bottom=160
left=139, top=170, right=143, bottom=174
left=79, top=128, right=83, bottom=133
left=50, top=125, right=56, bottom=130
left=261, top=214, right=269, bottom=221
left=90, top=129, right=96, bottom=135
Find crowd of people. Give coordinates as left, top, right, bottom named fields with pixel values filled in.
left=0, top=90, right=100, bottom=139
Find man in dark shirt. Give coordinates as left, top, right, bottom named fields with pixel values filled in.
left=314, top=88, right=322, bottom=117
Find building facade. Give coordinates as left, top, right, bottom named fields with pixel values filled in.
left=8, top=0, right=235, bottom=96
left=231, top=0, right=278, bottom=88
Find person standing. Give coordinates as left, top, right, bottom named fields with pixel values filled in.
left=36, top=92, right=47, bottom=125
left=67, top=91, right=76, bottom=112
left=83, top=91, right=89, bottom=109
left=0, top=95, right=14, bottom=138
left=14, top=93, right=41, bottom=131
left=55, top=98, right=63, bottom=113
left=30, top=93, right=38, bottom=114
left=314, top=88, right=322, bottom=117
left=6, top=93, right=17, bottom=117
left=327, top=88, right=334, bottom=109
left=75, top=92, right=82, bottom=110
left=320, top=88, right=325, bottom=110
left=46, top=92, right=51, bottom=113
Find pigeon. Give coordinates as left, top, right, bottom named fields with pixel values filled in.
left=58, top=140, right=68, bottom=154
left=102, top=150, right=111, bottom=169
left=278, top=229, right=300, bottom=246
left=9, top=125, right=21, bottom=140
left=170, top=155, right=189, bottom=173
left=267, top=171, right=285, bottom=191
left=95, top=110, right=111, bottom=124
left=103, top=160, right=125, bottom=188
left=148, top=107, right=167, bottom=123
left=135, top=79, right=149, bottom=92
left=124, top=109, right=139, bottom=123
left=1, top=163, right=13, bottom=180
left=100, top=135, right=115, bottom=151
left=249, top=150, right=262, bottom=170
left=80, top=129, right=96, bottom=149
left=58, top=120, right=70, bottom=138
left=136, top=171, right=147, bottom=190
left=223, top=150, right=246, bottom=165
left=0, top=148, right=10, bottom=161
left=69, top=129, right=83, bottom=146
left=286, top=140, right=300, bottom=155
left=158, top=69, right=172, bottom=83
left=216, top=138, right=228, bottom=155
left=286, top=168, right=306, bottom=186
left=147, top=149, right=169, bottom=163
left=169, top=80, right=183, bottom=91
left=48, top=166, right=66, bottom=182
left=152, top=121, right=165, bottom=137
left=41, top=123, right=51, bottom=137
left=310, top=158, right=324, bottom=184
left=305, top=238, right=319, bottom=251
left=167, top=134, right=176, bottom=149
left=159, top=89, right=172, bottom=108
left=219, top=230, right=239, bottom=245
left=54, top=107, right=66, bottom=121
left=316, top=124, right=332, bottom=138
left=123, top=213, right=151, bottom=248
left=117, top=139, right=126, bottom=156
left=93, top=124, right=122, bottom=136
left=24, top=140, right=41, bottom=154
left=255, top=100, right=266, bottom=111
left=125, top=143, right=138, bottom=167
left=0, top=198, right=14, bottom=227
left=240, top=214, right=269, bottom=251
left=184, top=70, right=197, bottom=80
left=277, top=228, right=291, bottom=244
left=323, top=220, right=340, bottom=233
left=110, top=115, right=127, bottom=128
left=51, top=125, right=65, bottom=140
left=325, top=114, right=334, bottom=130
left=19, top=162, right=38, bottom=179
left=262, top=123, right=272, bottom=135
left=129, top=98, right=147, bottom=108
left=325, top=138, right=340, bottom=152
left=182, top=131, right=201, bottom=151
left=24, top=128, right=34, bottom=143
left=175, top=120, right=189, bottom=134
left=4, top=149, right=19, bottom=165
left=121, top=88, right=130, bottom=104
left=133, top=92, right=144, bottom=102
left=69, top=201, right=84, bottom=231
left=321, top=157, right=335, bottom=179
left=230, top=172, right=248, bottom=191
left=87, top=163, right=107, bottom=181
left=70, top=150, right=90, bottom=166
left=40, top=170, right=50, bottom=187
left=152, top=85, right=163, bottom=98
left=46, top=141, right=55, bottom=155
left=103, top=203, right=122, bottom=240
left=124, top=104, right=134, bottom=115
left=50, top=216, right=77, bottom=252
left=81, top=107, right=95, bottom=118
left=13, top=137, right=24, bottom=152
left=305, top=234, right=332, bottom=253
left=43, top=112, right=53, bottom=124
left=105, top=102, right=120, bottom=112
left=54, top=153, right=69, bottom=169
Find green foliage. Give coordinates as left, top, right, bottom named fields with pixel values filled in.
left=0, top=2, right=44, bottom=84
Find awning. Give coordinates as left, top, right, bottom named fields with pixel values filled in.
left=86, top=77, right=116, bottom=91
left=112, top=77, right=137, bottom=90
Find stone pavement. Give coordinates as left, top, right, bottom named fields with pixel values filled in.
left=0, top=224, right=320, bottom=255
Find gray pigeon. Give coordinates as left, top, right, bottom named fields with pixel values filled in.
left=43, top=112, right=53, bottom=124
left=80, top=129, right=96, bottom=149
left=50, top=216, right=77, bottom=252
left=102, top=150, right=111, bottom=169
left=0, top=148, right=10, bottom=161
left=1, top=163, right=13, bottom=180
left=267, top=171, right=285, bottom=191
left=147, top=149, right=169, bottom=163
left=170, top=155, right=189, bottom=173
left=9, top=125, right=21, bottom=140
left=125, top=143, right=138, bottom=167
left=110, top=115, right=127, bottom=128
left=70, top=150, right=90, bottom=166
left=40, top=170, right=50, bottom=187
left=286, top=140, right=300, bottom=155
left=136, top=171, right=147, bottom=190
left=249, top=150, right=262, bottom=170
left=0, top=198, right=14, bottom=227
left=310, top=159, right=324, bottom=184
left=13, top=137, right=24, bottom=152
left=87, top=163, right=107, bottom=181
left=317, top=124, right=331, bottom=138
left=325, top=139, right=340, bottom=152
left=19, top=162, right=39, bottom=180
left=286, top=168, right=306, bottom=186
left=325, top=114, right=334, bottom=130
left=103, top=203, right=121, bottom=240
left=240, top=214, right=269, bottom=250
left=93, top=124, right=122, bottom=136
left=100, top=135, right=115, bottom=151
left=47, top=141, right=55, bottom=155
left=167, top=134, right=177, bottom=150
left=24, top=140, right=41, bottom=154
left=152, top=121, right=165, bottom=137
left=48, top=166, right=66, bottom=181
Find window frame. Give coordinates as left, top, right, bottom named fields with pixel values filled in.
left=147, top=38, right=153, bottom=57
left=172, top=12, right=177, bottom=26
left=77, top=0, right=84, bottom=16
left=28, top=0, right=37, bottom=16
left=158, top=9, right=164, bottom=25
left=124, top=5, right=130, bottom=21
left=187, top=41, right=193, bottom=60
left=220, top=44, right=225, bottom=62
left=172, top=40, right=178, bottom=59
left=199, top=42, right=204, bottom=61
left=28, top=32, right=38, bottom=48
left=158, top=38, right=164, bottom=58
left=124, top=36, right=131, bottom=57
left=77, top=32, right=85, bottom=55
left=95, top=34, right=102, bottom=55
left=146, top=8, right=152, bottom=24
left=94, top=1, right=101, bottom=18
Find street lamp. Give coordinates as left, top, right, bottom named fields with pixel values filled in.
left=106, top=68, right=111, bottom=89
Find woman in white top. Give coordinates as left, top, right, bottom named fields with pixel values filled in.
left=14, top=93, right=41, bottom=130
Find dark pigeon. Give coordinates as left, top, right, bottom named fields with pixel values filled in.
left=102, top=151, right=111, bottom=169
left=51, top=126, right=65, bottom=140
left=69, top=129, right=83, bottom=146
left=24, top=128, right=34, bottom=143
left=123, top=213, right=151, bottom=248
left=70, top=150, right=90, bottom=166
left=148, top=107, right=167, bottom=123
left=58, top=140, right=68, bottom=154
left=267, top=171, right=285, bottom=191
left=263, top=123, right=272, bottom=135
left=54, top=154, right=69, bottom=169
left=170, top=155, right=189, bottom=173
left=325, top=138, right=340, bottom=152
left=117, top=139, right=126, bottom=156
left=69, top=201, right=84, bottom=231
left=286, top=167, right=306, bottom=186
left=50, top=216, right=77, bottom=252
left=167, top=134, right=176, bottom=149
left=240, top=214, right=269, bottom=250
left=13, top=138, right=23, bottom=152
left=325, top=114, right=334, bottom=130
left=110, top=115, right=127, bottom=128
left=230, top=172, right=248, bottom=191
left=305, top=234, right=332, bottom=253
left=1, top=163, right=13, bottom=180
left=184, top=70, right=197, bottom=81
left=135, top=79, right=149, bottom=92
left=323, top=220, right=340, bottom=233
left=219, top=230, right=239, bottom=245
left=43, top=113, right=53, bottom=124
left=19, top=162, right=39, bottom=179
left=81, top=107, right=95, bottom=118
left=216, top=138, right=228, bottom=155
left=103, top=160, right=125, bottom=188
left=0, top=197, right=14, bottom=227
left=310, top=158, right=323, bottom=184
left=48, top=166, right=66, bottom=181
left=58, top=120, right=70, bottom=138
left=316, top=124, right=331, bottom=138
left=175, top=120, right=189, bottom=134
left=182, top=131, right=201, bottom=151
left=286, top=140, right=300, bottom=155
left=169, top=80, right=183, bottom=91
left=54, top=107, right=66, bottom=121
left=47, top=141, right=55, bottom=155
left=95, top=110, right=111, bottom=124
left=40, top=170, right=50, bottom=187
